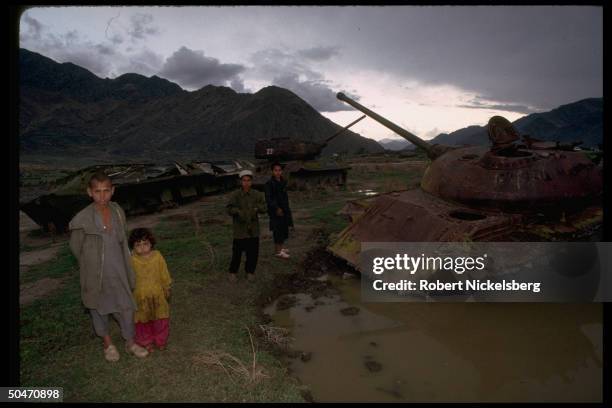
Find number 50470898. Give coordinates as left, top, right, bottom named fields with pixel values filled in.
left=3, top=388, right=62, bottom=401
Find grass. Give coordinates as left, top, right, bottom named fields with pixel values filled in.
left=20, top=245, right=77, bottom=284
left=309, top=201, right=350, bottom=236
left=18, top=156, right=427, bottom=402
left=19, top=192, right=309, bottom=402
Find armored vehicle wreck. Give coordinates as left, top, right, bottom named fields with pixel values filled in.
left=20, top=161, right=246, bottom=233
left=252, top=115, right=366, bottom=190
left=329, top=93, right=603, bottom=267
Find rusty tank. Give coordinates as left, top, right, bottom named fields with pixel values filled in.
left=252, top=115, right=366, bottom=190
left=328, top=93, right=603, bottom=267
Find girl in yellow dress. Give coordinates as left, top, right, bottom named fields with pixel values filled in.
left=128, top=228, right=172, bottom=352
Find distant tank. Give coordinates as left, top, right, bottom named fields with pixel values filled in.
left=252, top=115, right=366, bottom=190
left=328, top=93, right=603, bottom=267
left=20, top=161, right=244, bottom=233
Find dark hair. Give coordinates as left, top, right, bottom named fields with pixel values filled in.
left=270, top=162, right=283, bottom=170
left=128, top=228, right=156, bottom=250
left=88, top=171, right=112, bottom=188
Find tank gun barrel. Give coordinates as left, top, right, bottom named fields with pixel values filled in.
left=324, top=114, right=366, bottom=144
left=337, top=92, right=450, bottom=159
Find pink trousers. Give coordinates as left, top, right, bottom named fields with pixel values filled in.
left=135, top=318, right=169, bottom=347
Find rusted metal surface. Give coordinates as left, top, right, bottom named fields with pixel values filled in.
left=336, top=92, right=456, bottom=159
left=487, top=116, right=520, bottom=151
left=255, top=115, right=365, bottom=161
left=20, top=162, right=244, bottom=233
left=336, top=198, right=377, bottom=222
left=253, top=115, right=362, bottom=190
left=328, top=93, right=603, bottom=267
left=328, top=189, right=520, bottom=267
left=252, top=160, right=350, bottom=191
left=334, top=91, right=602, bottom=210
left=421, top=146, right=602, bottom=210
left=254, top=138, right=322, bottom=161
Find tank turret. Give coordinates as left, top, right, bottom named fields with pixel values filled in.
left=328, top=93, right=603, bottom=267
left=254, top=114, right=366, bottom=161
left=334, top=92, right=602, bottom=210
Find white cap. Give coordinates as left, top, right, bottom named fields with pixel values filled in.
left=239, top=170, right=253, bottom=179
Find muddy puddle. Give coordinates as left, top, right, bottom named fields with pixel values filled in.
left=265, top=275, right=602, bottom=402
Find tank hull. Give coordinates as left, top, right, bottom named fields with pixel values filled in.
left=252, top=160, right=350, bottom=191
left=328, top=188, right=520, bottom=268
left=20, top=163, right=239, bottom=233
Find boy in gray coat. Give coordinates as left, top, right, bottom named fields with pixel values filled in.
left=69, top=172, right=148, bottom=361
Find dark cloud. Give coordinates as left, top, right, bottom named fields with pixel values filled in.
left=56, top=47, right=114, bottom=78
left=116, top=48, right=164, bottom=77
left=109, top=33, right=124, bottom=45
left=64, top=30, right=79, bottom=44
left=105, top=12, right=124, bottom=44
left=20, top=6, right=600, bottom=113
left=20, top=27, right=114, bottom=77
left=457, top=104, right=537, bottom=114
left=457, top=100, right=535, bottom=115
left=128, top=13, right=160, bottom=40
left=273, top=73, right=355, bottom=112
left=250, top=47, right=354, bottom=112
left=298, top=46, right=341, bottom=61
left=20, top=13, right=163, bottom=80
left=158, top=46, right=245, bottom=90
left=250, top=48, right=321, bottom=81
left=312, top=6, right=602, bottom=110
left=95, top=44, right=116, bottom=56
left=230, top=78, right=250, bottom=93
left=20, top=14, right=114, bottom=77
left=20, top=13, right=43, bottom=42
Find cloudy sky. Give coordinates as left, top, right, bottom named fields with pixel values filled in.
left=19, top=6, right=602, bottom=141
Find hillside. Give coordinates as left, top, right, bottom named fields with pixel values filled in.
left=429, top=98, right=603, bottom=148
left=19, top=48, right=383, bottom=162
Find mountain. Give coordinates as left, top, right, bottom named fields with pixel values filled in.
left=19, top=48, right=383, bottom=161
left=429, top=125, right=489, bottom=147
left=377, top=138, right=415, bottom=151
left=429, top=98, right=603, bottom=148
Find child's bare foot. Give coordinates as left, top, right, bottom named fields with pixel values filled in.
left=146, top=344, right=154, bottom=353
left=158, top=344, right=166, bottom=351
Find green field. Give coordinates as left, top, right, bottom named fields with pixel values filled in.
left=18, top=157, right=427, bottom=402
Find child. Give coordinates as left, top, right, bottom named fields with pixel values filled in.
left=226, top=169, right=267, bottom=282
left=69, top=171, right=149, bottom=362
left=264, top=162, right=294, bottom=259
left=128, top=228, right=172, bottom=352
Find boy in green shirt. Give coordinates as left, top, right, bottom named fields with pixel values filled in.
left=226, top=170, right=267, bottom=282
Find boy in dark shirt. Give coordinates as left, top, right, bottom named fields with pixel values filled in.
left=264, top=162, right=294, bottom=259
left=226, top=170, right=267, bottom=282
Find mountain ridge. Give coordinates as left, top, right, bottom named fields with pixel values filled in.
left=19, top=48, right=383, bottom=161
left=429, top=98, right=603, bottom=148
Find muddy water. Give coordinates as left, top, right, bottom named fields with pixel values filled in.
left=265, top=276, right=602, bottom=402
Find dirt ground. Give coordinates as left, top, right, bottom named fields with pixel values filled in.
left=20, top=277, right=67, bottom=306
